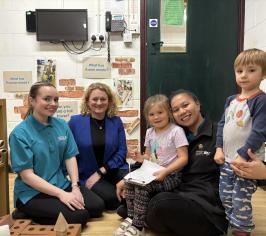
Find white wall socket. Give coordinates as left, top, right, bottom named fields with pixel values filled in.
left=90, top=33, right=105, bottom=43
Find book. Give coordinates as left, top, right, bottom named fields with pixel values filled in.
left=124, top=160, right=163, bottom=186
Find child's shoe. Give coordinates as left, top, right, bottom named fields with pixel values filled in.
left=232, top=229, right=251, bottom=236
left=113, top=217, right=132, bottom=236
left=123, top=225, right=145, bottom=236
left=230, top=228, right=251, bottom=236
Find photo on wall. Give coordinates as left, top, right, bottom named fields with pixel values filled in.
left=37, top=59, right=56, bottom=86
left=114, top=78, right=133, bottom=107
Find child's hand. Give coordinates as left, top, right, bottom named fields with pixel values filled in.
left=153, top=168, right=167, bottom=181
left=233, top=155, right=246, bottom=164
left=128, top=150, right=144, bottom=163
left=214, top=148, right=225, bottom=165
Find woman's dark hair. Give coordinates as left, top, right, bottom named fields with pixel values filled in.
left=25, top=81, right=56, bottom=118
left=169, top=89, right=200, bottom=104
left=169, top=89, right=205, bottom=115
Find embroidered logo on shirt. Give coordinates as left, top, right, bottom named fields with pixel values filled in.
left=195, top=150, right=211, bottom=157
left=58, top=136, right=67, bottom=141
left=196, top=144, right=211, bottom=156
left=198, top=144, right=204, bottom=149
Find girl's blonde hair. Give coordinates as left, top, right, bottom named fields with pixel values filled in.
left=143, top=94, right=173, bottom=125
left=80, top=82, right=118, bottom=117
left=234, top=48, right=266, bottom=73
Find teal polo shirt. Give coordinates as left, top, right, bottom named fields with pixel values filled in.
left=9, top=115, right=79, bottom=207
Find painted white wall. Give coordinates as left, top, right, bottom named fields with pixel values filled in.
left=1, top=0, right=266, bottom=147
left=0, top=0, right=141, bottom=145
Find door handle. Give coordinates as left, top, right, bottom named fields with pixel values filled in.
left=152, top=41, right=164, bottom=46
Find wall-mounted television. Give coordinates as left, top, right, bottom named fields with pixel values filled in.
left=36, top=9, right=88, bottom=42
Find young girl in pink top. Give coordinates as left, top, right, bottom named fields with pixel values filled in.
left=114, top=94, right=188, bottom=236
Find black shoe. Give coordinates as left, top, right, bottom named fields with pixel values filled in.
left=117, top=203, right=128, bottom=219
left=12, top=209, right=29, bottom=219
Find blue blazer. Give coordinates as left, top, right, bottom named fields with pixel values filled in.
left=69, top=114, right=128, bottom=184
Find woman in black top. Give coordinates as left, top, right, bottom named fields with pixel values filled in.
left=116, top=89, right=227, bottom=235
left=146, top=90, right=227, bottom=235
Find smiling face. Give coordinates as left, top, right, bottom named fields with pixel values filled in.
left=171, top=93, right=203, bottom=134
left=147, top=104, right=170, bottom=131
left=235, top=63, right=265, bottom=97
left=30, top=85, right=59, bottom=123
left=87, top=89, right=109, bottom=119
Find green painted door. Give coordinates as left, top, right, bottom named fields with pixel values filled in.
left=145, top=0, right=243, bottom=121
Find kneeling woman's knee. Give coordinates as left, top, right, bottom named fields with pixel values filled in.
left=88, top=198, right=105, bottom=218
left=73, top=209, right=90, bottom=226
left=80, top=186, right=105, bottom=218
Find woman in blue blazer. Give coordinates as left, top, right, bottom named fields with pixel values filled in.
left=69, top=82, right=128, bottom=210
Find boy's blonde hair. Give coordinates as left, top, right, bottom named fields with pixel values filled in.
left=144, top=94, right=172, bottom=125
left=234, top=48, right=266, bottom=73
left=80, top=82, right=118, bottom=117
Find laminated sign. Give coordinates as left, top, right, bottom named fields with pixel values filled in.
left=83, top=57, right=111, bottom=79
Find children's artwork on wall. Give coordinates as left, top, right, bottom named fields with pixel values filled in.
left=3, top=71, right=32, bottom=92
left=13, top=94, right=29, bottom=120
left=115, top=78, right=133, bottom=107
left=83, top=57, right=111, bottom=79
left=126, top=117, right=140, bottom=135
left=54, top=101, right=79, bottom=121
left=58, top=78, right=85, bottom=98
left=112, top=57, right=136, bottom=76
left=117, top=109, right=138, bottom=117
left=126, top=138, right=139, bottom=158
left=37, top=59, right=56, bottom=86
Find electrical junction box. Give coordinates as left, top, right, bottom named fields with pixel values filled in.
left=123, top=32, right=132, bottom=43
left=111, top=15, right=125, bottom=32
left=130, top=23, right=140, bottom=34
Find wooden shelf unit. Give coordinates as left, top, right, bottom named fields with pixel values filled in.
left=0, top=99, right=9, bottom=216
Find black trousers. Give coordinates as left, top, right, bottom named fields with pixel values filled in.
left=16, top=185, right=104, bottom=226
left=91, top=168, right=128, bottom=210
left=146, top=192, right=223, bottom=236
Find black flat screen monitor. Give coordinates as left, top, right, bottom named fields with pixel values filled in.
left=36, top=9, right=88, bottom=42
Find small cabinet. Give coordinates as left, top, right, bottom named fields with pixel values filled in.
left=0, top=99, right=9, bottom=216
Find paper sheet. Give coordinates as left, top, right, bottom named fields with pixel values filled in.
left=124, top=160, right=163, bottom=186
left=0, top=225, right=10, bottom=236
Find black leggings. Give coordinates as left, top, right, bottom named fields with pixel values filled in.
left=146, top=192, right=223, bottom=236
left=91, top=168, right=128, bottom=210
left=16, top=186, right=104, bottom=226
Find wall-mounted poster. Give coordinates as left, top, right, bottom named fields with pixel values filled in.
left=54, top=101, right=79, bottom=121
left=83, top=57, right=111, bottom=79
left=37, top=59, right=56, bottom=86
left=115, top=78, right=133, bottom=107
left=3, top=71, right=32, bottom=92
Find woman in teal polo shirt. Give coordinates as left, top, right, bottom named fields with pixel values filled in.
left=9, top=81, right=104, bottom=226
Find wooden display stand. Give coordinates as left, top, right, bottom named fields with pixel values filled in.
left=0, top=99, right=7, bottom=148
left=0, top=147, right=9, bottom=216
left=0, top=99, right=9, bottom=216
left=0, top=215, right=81, bottom=236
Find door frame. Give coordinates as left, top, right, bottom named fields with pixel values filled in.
left=140, top=0, right=245, bottom=150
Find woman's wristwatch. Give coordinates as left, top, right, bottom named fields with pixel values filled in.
left=97, top=167, right=107, bottom=176
left=97, top=169, right=104, bottom=176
